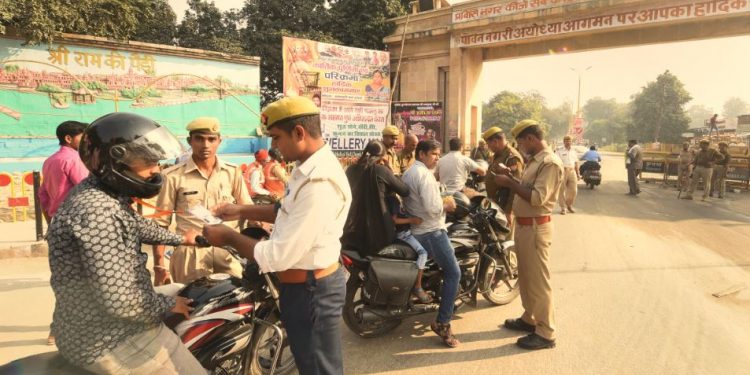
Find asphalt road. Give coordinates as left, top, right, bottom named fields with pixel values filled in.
left=1, top=152, right=749, bottom=374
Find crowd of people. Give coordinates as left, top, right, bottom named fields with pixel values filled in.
left=38, top=96, right=578, bottom=374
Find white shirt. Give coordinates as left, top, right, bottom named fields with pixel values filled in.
left=436, top=151, right=480, bottom=194
left=555, top=146, right=578, bottom=168
left=249, top=168, right=270, bottom=196
left=253, top=144, right=351, bottom=272
left=402, top=161, right=445, bottom=235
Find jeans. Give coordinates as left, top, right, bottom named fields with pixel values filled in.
left=397, top=230, right=428, bottom=269
left=279, top=267, right=346, bottom=375
left=414, top=230, right=460, bottom=324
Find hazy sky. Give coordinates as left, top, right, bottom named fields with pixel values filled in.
left=169, top=0, right=750, bottom=113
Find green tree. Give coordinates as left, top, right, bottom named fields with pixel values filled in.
left=132, top=0, right=177, bottom=45
left=582, top=97, right=628, bottom=145
left=686, top=104, right=713, bottom=129
left=239, top=0, right=338, bottom=104
left=0, top=0, right=157, bottom=44
left=36, top=83, right=64, bottom=93
left=328, top=0, right=405, bottom=50
left=176, top=0, right=243, bottom=54
left=542, top=101, right=574, bottom=140
left=628, top=70, right=691, bottom=143
left=482, top=90, right=545, bottom=134
left=722, top=97, right=748, bottom=128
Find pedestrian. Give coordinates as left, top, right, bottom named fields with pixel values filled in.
left=470, top=138, right=491, bottom=162
left=677, top=142, right=694, bottom=192
left=398, top=134, right=418, bottom=175
left=47, top=112, right=205, bottom=374
left=492, top=119, right=563, bottom=350
left=483, top=127, right=524, bottom=230
left=626, top=139, right=643, bottom=196
left=437, top=137, right=486, bottom=194
left=38, top=120, right=89, bottom=346
left=402, top=139, right=462, bottom=348
left=263, top=148, right=289, bottom=198
left=382, top=124, right=402, bottom=175
left=681, top=139, right=724, bottom=201
left=246, top=149, right=275, bottom=198
left=152, top=117, right=251, bottom=285
left=201, top=96, right=351, bottom=375
left=555, top=135, right=579, bottom=213
left=710, top=142, right=732, bottom=199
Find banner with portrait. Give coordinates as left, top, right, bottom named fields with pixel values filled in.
left=391, top=102, right=444, bottom=145
left=282, top=37, right=391, bottom=152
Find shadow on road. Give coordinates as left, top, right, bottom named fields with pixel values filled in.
left=0, top=279, right=49, bottom=293
left=0, top=325, right=48, bottom=333
left=0, top=339, right=47, bottom=349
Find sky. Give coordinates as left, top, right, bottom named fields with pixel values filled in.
left=168, top=0, right=750, bottom=114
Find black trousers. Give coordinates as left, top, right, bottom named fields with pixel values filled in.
left=279, top=267, right=346, bottom=375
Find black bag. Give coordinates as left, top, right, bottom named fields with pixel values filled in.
left=363, top=258, right=418, bottom=307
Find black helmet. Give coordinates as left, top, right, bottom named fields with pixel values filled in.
left=79, top=112, right=184, bottom=198
left=452, top=191, right=472, bottom=219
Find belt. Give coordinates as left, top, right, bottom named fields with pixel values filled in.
left=276, top=263, right=339, bottom=284
left=516, top=216, right=551, bottom=226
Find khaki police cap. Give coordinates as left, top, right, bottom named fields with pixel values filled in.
left=261, top=96, right=320, bottom=129
left=511, top=119, right=540, bottom=139
left=186, top=117, right=220, bottom=134
left=563, top=135, right=572, bottom=141
left=482, top=127, right=503, bottom=141
left=382, top=125, right=400, bottom=136
left=718, top=141, right=728, bottom=147
left=699, top=139, right=710, bottom=145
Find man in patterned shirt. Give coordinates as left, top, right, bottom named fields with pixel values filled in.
left=47, top=113, right=206, bottom=374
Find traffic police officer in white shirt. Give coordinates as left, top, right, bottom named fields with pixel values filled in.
left=437, top=137, right=486, bottom=194
left=202, top=96, right=351, bottom=375
left=555, top=135, right=580, bottom=214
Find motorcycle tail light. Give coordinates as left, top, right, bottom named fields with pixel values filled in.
left=341, top=254, right=353, bottom=268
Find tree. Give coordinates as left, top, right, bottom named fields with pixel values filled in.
left=722, top=97, right=748, bottom=128
left=542, top=101, right=574, bottom=140
left=132, top=0, right=177, bottom=45
left=628, top=70, right=692, bottom=143
left=581, top=98, right=628, bottom=145
left=328, top=0, right=405, bottom=51
left=1, top=0, right=155, bottom=44
left=686, top=104, right=713, bottom=129
left=239, top=0, right=338, bottom=104
left=482, top=90, right=545, bottom=134
left=176, top=0, right=243, bottom=54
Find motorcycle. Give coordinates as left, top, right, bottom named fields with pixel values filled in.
left=340, top=194, right=519, bottom=338
left=0, top=228, right=295, bottom=375
left=581, top=161, right=602, bottom=189
left=465, top=159, right=489, bottom=193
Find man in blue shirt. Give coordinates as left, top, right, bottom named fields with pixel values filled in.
left=579, top=145, right=602, bottom=176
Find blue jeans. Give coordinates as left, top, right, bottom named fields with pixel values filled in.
left=414, top=230, right=460, bottom=324
left=279, top=267, right=346, bottom=375
left=396, top=230, right=428, bottom=269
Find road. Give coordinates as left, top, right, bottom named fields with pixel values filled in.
left=2, top=152, right=750, bottom=374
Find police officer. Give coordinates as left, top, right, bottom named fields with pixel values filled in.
left=677, top=142, right=694, bottom=192
left=398, top=133, right=418, bottom=174
left=202, top=96, right=351, bottom=375
left=682, top=139, right=724, bottom=201
left=153, top=117, right=252, bottom=285
left=492, top=119, right=563, bottom=350
left=382, top=124, right=402, bottom=175
left=483, top=126, right=524, bottom=229
left=710, top=141, right=732, bottom=198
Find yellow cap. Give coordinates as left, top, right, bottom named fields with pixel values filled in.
left=482, top=127, right=503, bottom=140
left=382, top=125, right=400, bottom=136
left=699, top=139, right=710, bottom=145
left=718, top=141, right=728, bottom=147
left=563, top=135, right=572, bottom=141
left=186, top=117, right=220, bottom=133
left=261, top=96, right=320, bottom=129
left=511, top=119, right=540, bottom=138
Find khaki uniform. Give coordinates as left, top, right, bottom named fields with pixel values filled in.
left=710, top=150, right=731, bottom=198
left=686, top=148, right=724, bottom=199
left=155, top=157, right=252, bottom=283
left=486, top=145, right=524, bottom=213
left=677, top=150, right=693, bottom=191
left=385, top=148, right=401, bottom=176
left=397, top=150, right=416, bottom=175
left=511, top=147, right=563, bottom=341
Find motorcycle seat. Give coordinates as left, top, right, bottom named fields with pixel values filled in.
left=374, top=241, right=418, bottom=261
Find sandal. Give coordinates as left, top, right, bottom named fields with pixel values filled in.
left=47, top=333, right=55, bottom=346
left=430, top=321, right=460, bottom=348
left=412, top=288, right=433, bottom=304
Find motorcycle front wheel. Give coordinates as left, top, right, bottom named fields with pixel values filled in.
left=481, top=244, right=520, bottom=305
left=244, top=312, right=296, bottom=375
left=343, top=275, right=402, bottom=338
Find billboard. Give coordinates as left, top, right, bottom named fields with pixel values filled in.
left=391, top=102, right=444, bottom=145
left=282, top=36, right=390, bottom=152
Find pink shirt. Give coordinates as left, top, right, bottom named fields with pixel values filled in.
left=39, top=146, right=89, bottom=218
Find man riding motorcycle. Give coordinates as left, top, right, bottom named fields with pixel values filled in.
left=579, top=145, right=602, bottom=175
left=47, top=112, right=206, bottom=374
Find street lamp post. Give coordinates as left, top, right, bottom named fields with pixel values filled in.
left=570, top=66, right=592, bottom=117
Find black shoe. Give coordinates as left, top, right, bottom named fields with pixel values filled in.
left=517, top=333, right=556, bottom=350
left=504, top=318, right=535, bottom=333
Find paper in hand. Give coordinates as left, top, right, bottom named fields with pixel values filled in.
left=188, top=205, right=222, bottom=225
